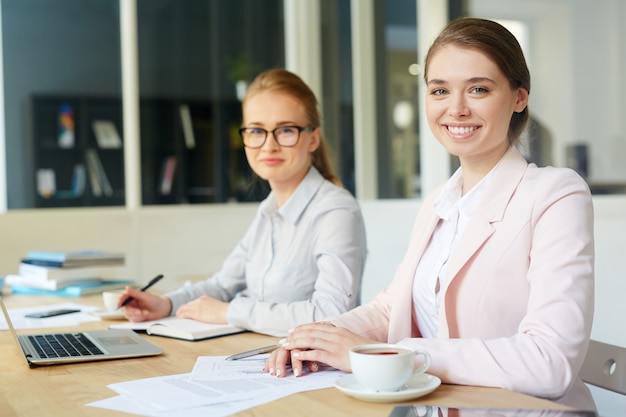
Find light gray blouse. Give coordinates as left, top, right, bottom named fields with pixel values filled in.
left=166, top=167, right=367, bottom=336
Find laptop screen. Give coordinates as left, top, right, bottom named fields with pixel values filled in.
left=0, top=296, right=31, bottom=365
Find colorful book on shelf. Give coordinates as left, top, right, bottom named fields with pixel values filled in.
left=18, top=262, right=121, bottom=281
left=110, top=317, right=246, bottom=341
left=5, top=275, right=105, bottom=291
left=159, top=156, right=177, bottom=196
left=71, top=163, right=87, bottom=196
left=25, top=250, right=125, bottom=265
left=58, top=102, right=75, bottom=148
left=9, top=280, right=135, bottom=297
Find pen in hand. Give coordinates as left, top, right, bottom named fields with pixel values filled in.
left=118, top=274, right=164, bottom=309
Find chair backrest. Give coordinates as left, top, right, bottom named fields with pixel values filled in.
left=581, top=339, right=626, bottom=395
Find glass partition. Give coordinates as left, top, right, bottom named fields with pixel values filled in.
left=381, top=0, right=420, bottom=198
left=1, top=0, right=283, bottom=209
left=2, top=0, right=122, bottom=209
left=320, top=0, right=355, bottom=195
left=3, top=0, right=625, bottom=210
left=469, top=0, right=626, bottom=195
left=136, top=0, right=284, bottom=205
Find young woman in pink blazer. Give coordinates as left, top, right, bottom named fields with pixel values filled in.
left=265, top=17, right=595, bottom=411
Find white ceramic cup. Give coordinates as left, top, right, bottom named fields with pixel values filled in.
left=102, top=290, right=124, bottom=311
left=349, top=343, right=431, bottom=392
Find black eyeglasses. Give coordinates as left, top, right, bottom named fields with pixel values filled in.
left=239, top=125, right=315, bottom=149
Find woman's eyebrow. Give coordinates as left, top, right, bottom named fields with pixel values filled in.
left=426, top=78, right=446, bottom=86
left=467, top=76, right=496, bottom=84
left=427, top=76, right=496, bottom=86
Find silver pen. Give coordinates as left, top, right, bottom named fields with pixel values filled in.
left=225, top=344, right=280, bottom=361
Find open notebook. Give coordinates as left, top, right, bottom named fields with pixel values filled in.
left=110, top=317, right=246, bottom=341
left=0, top=296, right=162, bottom=366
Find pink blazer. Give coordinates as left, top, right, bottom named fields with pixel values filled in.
left=332, top=147, right=595, bottom=410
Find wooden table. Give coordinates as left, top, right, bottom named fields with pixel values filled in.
left=0, top=294, right=570, bottom=417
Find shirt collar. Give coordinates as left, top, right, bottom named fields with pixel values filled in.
left=259, top=167, right=325, bottom=225
left=434, top=166, right=495, bottom=221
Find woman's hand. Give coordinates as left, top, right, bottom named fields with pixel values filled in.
left=175, top=295, right=229, bottom=324
left=264, top=322, right=376, bottom=378
left=120, top=286, right=172, bottom=322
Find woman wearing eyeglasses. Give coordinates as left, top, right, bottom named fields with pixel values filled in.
left=119, top=68, right=367, bottom=337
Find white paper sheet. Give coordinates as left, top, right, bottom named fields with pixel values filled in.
left=191, top=355, right=344, bottom=388
left=87, top=355, right=346, bottom=416
left=87, top=391, right=286, bottom=417
left=0, top=302, right=100, bottom=330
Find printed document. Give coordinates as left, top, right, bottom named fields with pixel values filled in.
left=87, top=355, right=346, bottom=416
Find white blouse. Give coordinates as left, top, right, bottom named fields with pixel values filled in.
left=412, top=167, right=494, bottom=338
left=166, top=167, right=367, bottom=337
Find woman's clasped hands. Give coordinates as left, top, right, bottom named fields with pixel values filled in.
left=263, top=322, right=376, bottom=377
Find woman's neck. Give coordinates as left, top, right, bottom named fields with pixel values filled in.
left=272, top=188, right=293, bottom=208
left=460, top=146, right=510, bottom=195
left=270, top=167, right=310, bottom=208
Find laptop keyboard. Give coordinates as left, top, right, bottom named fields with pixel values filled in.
left=28, top=333, right=105, bottom=358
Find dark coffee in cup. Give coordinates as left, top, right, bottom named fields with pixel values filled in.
left=354, top=349, right=399, bottom=355
left=349, top=343, right=431, bottom=392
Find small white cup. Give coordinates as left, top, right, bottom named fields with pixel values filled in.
left=102, top=290, right=124, bottom=311
left=349, top=343, right=431, bottom=392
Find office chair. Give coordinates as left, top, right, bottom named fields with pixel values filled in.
left=580, top=339, right=626, bottom=395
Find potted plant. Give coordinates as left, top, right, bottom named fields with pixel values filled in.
left=227, top=54, right=260, bottom=101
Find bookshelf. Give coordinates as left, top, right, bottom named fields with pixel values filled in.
left=31, top=95, right=125, bottom=208
left=31, top=94, right=265, bottom=207
left=138, top=97, right=240, bottom=205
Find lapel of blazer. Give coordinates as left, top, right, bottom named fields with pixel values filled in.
left=404, top=205, right=440, bottom=267
left=442, top=147, right=529, bottom=294
left=388, top=189, right=441, bottom=341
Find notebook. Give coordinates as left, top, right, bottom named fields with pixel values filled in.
left=110, top=317, right=246, bottom=341
left=0, top=296, right=163, bottom=366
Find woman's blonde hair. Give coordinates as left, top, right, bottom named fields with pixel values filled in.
left=242, top=68, right=342, bottom=186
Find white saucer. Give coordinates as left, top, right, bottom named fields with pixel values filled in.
left=91, top=309, right=126, bottom=320
left=334, top=373, right=441, bottom=403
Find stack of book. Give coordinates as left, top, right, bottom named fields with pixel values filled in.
left=6, top=250, right=134, bottom=297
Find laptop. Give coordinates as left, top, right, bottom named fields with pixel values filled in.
left=0, top=296, right=163, bottom=366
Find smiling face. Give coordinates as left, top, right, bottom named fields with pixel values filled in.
left=425, top=44, right=528, bottom=172
left=242, top=90, right=320, bottom=199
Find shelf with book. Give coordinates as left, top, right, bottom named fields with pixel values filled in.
left=31, top=94, right=267, bottom=208
left=181, top=101, right=216, bottom=204
left=31, top=95, right=125, bottom=208
left=139, top=97, right=185, bottom=205
left=139, top=97, right=254, bottom=205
